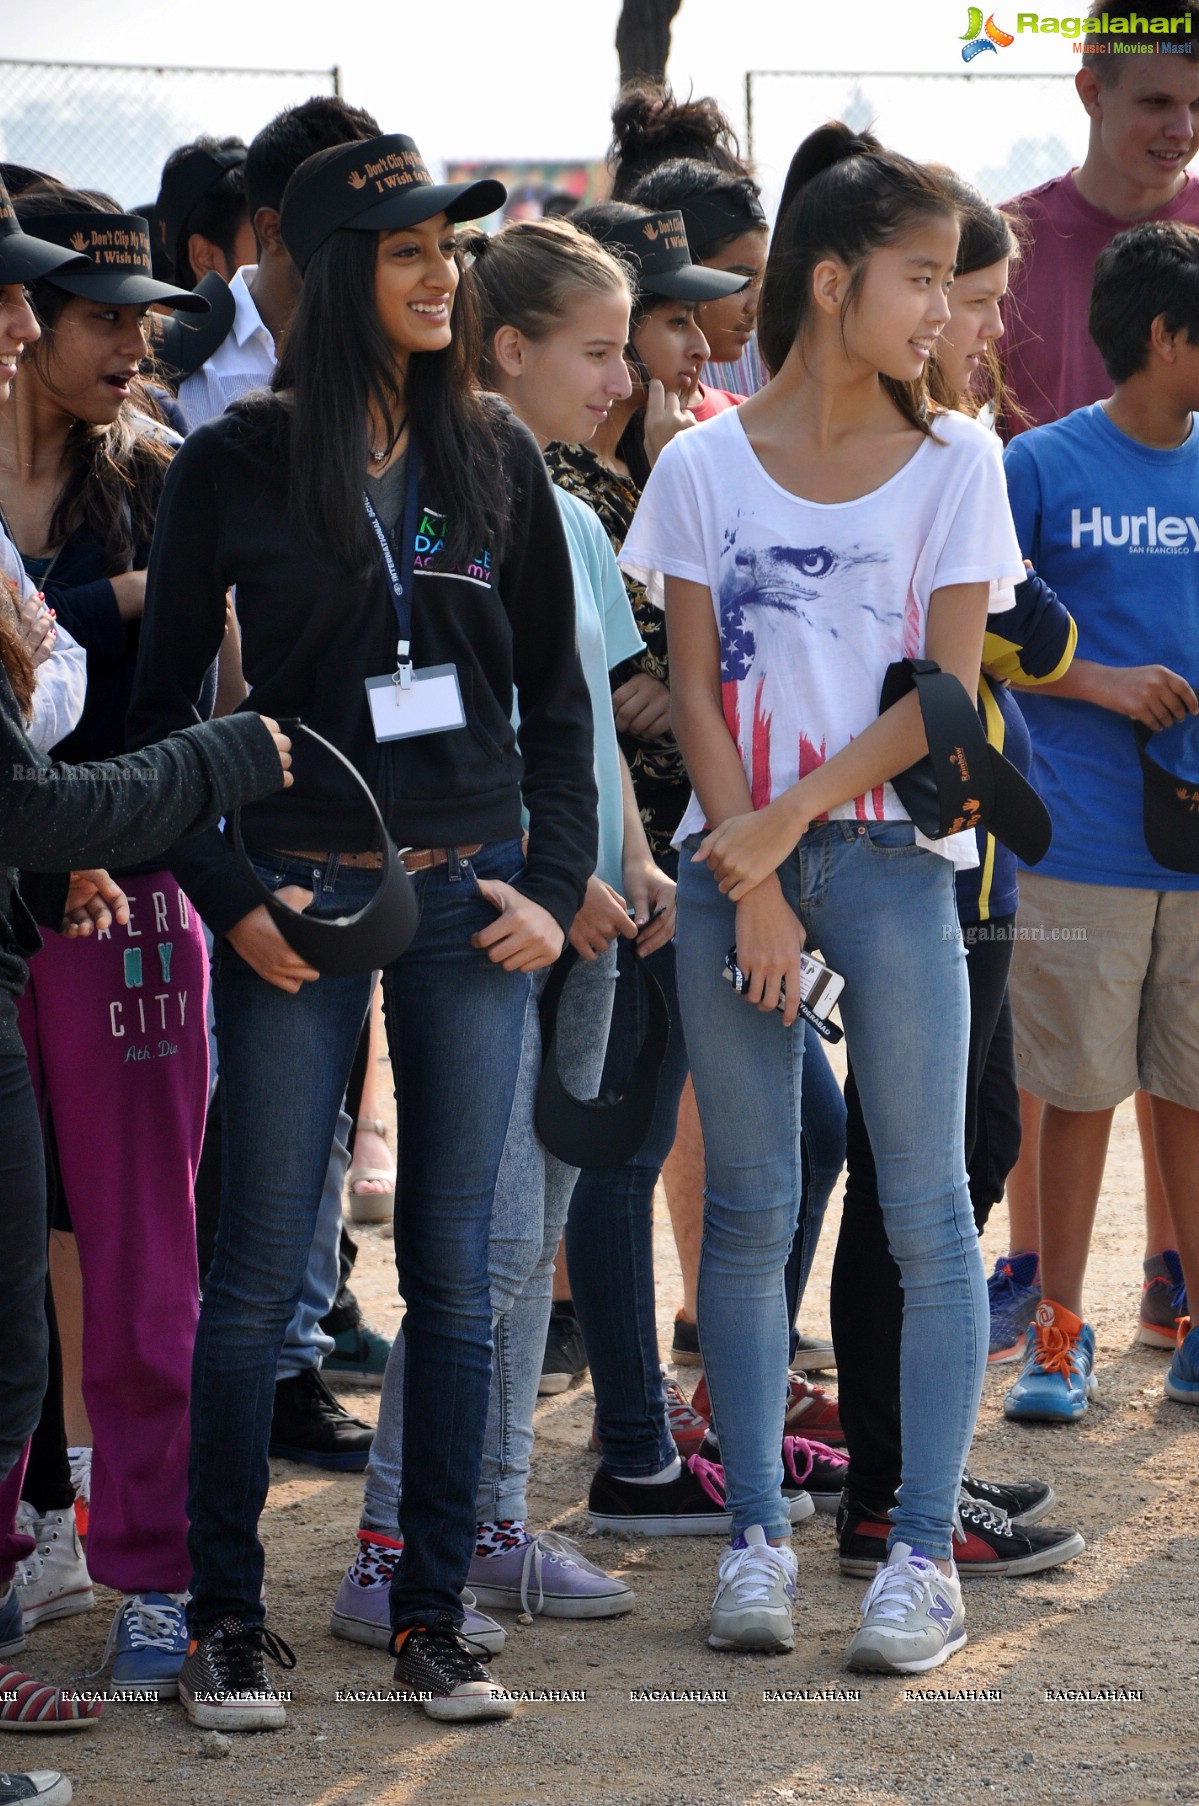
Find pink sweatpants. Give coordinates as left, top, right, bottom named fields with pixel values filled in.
left=18, top=871, right=208, bottom=1593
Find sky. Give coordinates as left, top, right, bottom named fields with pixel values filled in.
left=0, top=0, right=1095, bottom=210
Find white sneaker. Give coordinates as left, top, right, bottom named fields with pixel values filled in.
left=14, top=1503, right=94, bottom=1630
left=707, top=1525, right=797, bottom=1652
left=846, top=1541, right=966, bottom=1674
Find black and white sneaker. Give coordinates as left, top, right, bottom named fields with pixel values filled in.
left=539, top=1303, right=588, bottom=1396
left=836, top=1494, right=1084, bottom=1579
left=178, top=1617, right=296, bottom=1730
left=392, top=1620, right=514, bottom=1722
left=959, top=1470, right=1055, bottom=1527
left=589, top=1453, right=812, bottom=1536
left=0, top=1776, right=72, bottom=1806
left=700, top=1430, right=842, bottom=1516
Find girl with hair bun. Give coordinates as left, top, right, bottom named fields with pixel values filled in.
left=608, top=82, right=747, bottom=201
left=622, top=121, right=1027, bottom=1672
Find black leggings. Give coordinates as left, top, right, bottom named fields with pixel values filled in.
left=830, top=918, right=1020, bottom=1510
left=0, top=1052, right=50, bottom=1485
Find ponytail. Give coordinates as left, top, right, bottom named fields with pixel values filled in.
left=759, top=120, right=957, bottom=435
left=463, top=217, right=631, bottom=386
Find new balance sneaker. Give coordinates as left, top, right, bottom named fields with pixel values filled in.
left=692, top=1370, right=844, bottom=1446
left=321, top=1322, right=392, bottom=1388
left=178, top=1617, right=296, bottom=1730
left=330, top=1530, right=506, bottom=1654
left=1003, top=1302, right=1097, bottom=1423
left=0, top=1772, right=72, bottom=1804
left=959, top=1470, right=1055, bottom=1527
left=791, top=1333, right=836, bottom=1372
left=539, top=1302, right=588, bottom=1396
left=14, top=1505, right=93, bottom=1630
left=588, top=1375, right=710, bottom=1460
left=1165, top=1320, right=1199, bottom=1404
left=847, top=1543, right=966, bottom=1674
left=1139, top=1251, right=1188, bottom=1350
left=465, top=1530, right=633, bottom=1619
left=670, top=1312, right=701, bottom=1367
left=697, top=1430, right=833, bottom=1516
left=0, top=1654, right=101, bottom=1732
left=986, top=1252, right=1042, bottom=1363
left=268, top=1369, right=374, bottom=1470
left=392, top=1619, right=513, bottom=1722
left=103, top=1593, right=188, bottom=1696
left=589, top=1454, right=812, bottom=1536
left=707, top=1526, right=797, bottom=1653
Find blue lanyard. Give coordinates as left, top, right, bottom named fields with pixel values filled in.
left=362, top=447, right=421, bottom=688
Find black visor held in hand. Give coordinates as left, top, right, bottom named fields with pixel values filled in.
left=226, top=722, right=418, bottom=977
left=1134, top=722, right=1199, bottom=873
left=145, top=271, right=237, bottom=380
left=535, top=946, right=671, bottom=1169
left=880, top=658, right=1053, bottom=867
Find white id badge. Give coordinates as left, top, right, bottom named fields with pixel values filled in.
left=365, top=665, right=467, bottom=742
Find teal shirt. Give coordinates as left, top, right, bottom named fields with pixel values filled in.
left=513, top=487, right=642, bottom=890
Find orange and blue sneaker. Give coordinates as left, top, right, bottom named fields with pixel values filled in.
left=1138, top=1251, right=1188, bottom=1350
left=1003, top=1301, right=1097, bottom=1423
left=986, top=1252, right=1041, bottom=1364
left=1165, top=1319, right=1199, bottom=1405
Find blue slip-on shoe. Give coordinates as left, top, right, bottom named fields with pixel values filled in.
left=1165, top=1321, right=1199, bottom=1404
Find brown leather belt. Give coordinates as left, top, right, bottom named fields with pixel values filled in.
left=280, top=843, right=483, bottom=874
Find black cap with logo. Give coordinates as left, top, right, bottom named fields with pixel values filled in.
left=1135, top=721, right=1199, bottom=873
left=0, top=174, right=91, bottom=285
left=20, top=211, right=210, bottom=313
left=154, top=143, right=246, bottom=268
left=677, top=187, right=767, bottom=253
left=586, top=208, right=749, bottom=302
left=279, top=133, right=507, bottom=273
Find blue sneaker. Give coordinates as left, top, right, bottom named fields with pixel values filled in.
left=1139, top=1251, right=1188, bottom=1350
left=0, top=1583, right=26, bottom=1659
left=106, top=1592, right=188, bottom=1696
left=1165, top=1321, right=1199, bottom=1404
left=987, top=1252, right=1042, bottom=1364
left=1003, top=1302, right=1097, bottom=1423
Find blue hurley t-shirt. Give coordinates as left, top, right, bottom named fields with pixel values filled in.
left=1004, top=402, right=1199, bottom=890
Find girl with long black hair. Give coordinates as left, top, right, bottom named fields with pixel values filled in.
left=128, top=134, right=597, bottom=1727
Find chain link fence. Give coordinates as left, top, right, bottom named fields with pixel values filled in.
left=745, top=71, right=1089, bottom=218
left=0, top=59, right=340, bottom=210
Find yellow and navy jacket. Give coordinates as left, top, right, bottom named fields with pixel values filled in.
left=955, top=569, right=1076, bottom=925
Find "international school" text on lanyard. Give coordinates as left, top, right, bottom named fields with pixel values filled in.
left=362, top=445, right=467, bottom=742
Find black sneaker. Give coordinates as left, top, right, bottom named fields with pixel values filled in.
left=700, top=1429, right=844, bottom=1516
left=670, top=1312, right=702, bottom=1367
left=392, top=1619, right=513, bottom=1722
left=0, top=1778, right=71, bottom=1806
left=836, top=1494, right=1085, bottom=1579
left=538, top=1302, right=588, bottom=1396
left=269, top=1370, right=374, bottom=1470
left=588, top=1453, right=812, bottom=1536
left=178, top=1616, right=296, bottom=1729
left=960, top=1469, right=1055, bottom=1527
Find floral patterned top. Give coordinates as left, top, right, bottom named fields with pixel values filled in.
left=545, top=440, right=690, bottom=859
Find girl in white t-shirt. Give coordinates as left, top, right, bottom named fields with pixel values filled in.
left=621, top=122, right=1026, bottom=1673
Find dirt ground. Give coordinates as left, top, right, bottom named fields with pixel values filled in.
left=10, top=1055, right=1199, bottom=1806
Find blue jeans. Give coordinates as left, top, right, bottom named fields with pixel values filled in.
left=677, top=822, right=986, bottom=1556
left=363, top=943, right=616, bottom=1531
left=275, top=1108, right=350, bottom=1379
left=188, top=840, right=530, bottom=1633
left=566, top=854, right=845, bottom=1478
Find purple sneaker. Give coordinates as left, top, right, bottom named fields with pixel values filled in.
left=330, top=1532, right=506, bottom=1656
left=466, top=1531, right=635, bottom=1619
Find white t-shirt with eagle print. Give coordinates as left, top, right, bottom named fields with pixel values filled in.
left=620, top=405, right=1025, bottom=859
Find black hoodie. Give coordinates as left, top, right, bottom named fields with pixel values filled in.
left=127, top=399, right=598, bottom=938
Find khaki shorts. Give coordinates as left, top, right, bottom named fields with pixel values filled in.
left=1010, top=869, right=1199, bottom=1112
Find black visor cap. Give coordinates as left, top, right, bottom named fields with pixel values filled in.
left=1135, top=722, right=1199, bottom=874
left=280, top=133, right=506, bottom=273
left=0, top=177, right=91, bottom=285
left=227, top=722, right=418, bottom=977
left=596, top=208, right=748, bottom=302
left=534, top=946, right=671, bottom=1170
left=22, top=212, right=209, bottom=313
